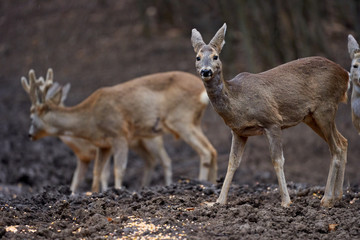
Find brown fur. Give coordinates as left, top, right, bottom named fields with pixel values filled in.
left=22, top=70, right=217, bottom=192
left=348, top=34, right=360, bottom=134
left=192, top=23, right=348, bottom=208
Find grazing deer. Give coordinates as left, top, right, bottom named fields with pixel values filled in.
left=21, top=69, right=217, bottom=192
left=347, top=34, right=360, bottom=134
left=22, top=69, right=175, bottom=193
left=191, top=23, right=348, bottom=207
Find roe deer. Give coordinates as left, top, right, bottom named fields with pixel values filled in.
left=22, top=69, right=175, bottom=193
left=21, top=69, right=217, bottom=192
left=191, top=23, right=348, bottom=207
left=347, top=34, right=360, bottom=134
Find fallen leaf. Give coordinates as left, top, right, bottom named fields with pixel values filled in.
left=5, top=226, right=18, bottom=233
left=350, top=198, right=358, bottom=204
left=201, top=201, right=215, bottom=207
left=328, top=223, right=338, bottom=232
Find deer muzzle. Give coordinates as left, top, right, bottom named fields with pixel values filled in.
left=28, top=134, right=35, bottom=141
left=28, top=125, right=37, bottom=141
left=28, top=130, right=35, bottom=141
left=200, top=68, right=213, bottom=79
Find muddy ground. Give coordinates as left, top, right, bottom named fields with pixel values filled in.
left=1, top=180, right=359, bottom=239
left=1, top=1, right=360, bottom=239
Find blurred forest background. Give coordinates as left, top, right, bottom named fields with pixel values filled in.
left=0, top=0, right=359, bottom=193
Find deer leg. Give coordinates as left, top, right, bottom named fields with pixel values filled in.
left=100, top=157, right=111, bottom=192
left=131, top=139, right=157, bottom=187
left=170, top=123, right=217, bottom=183
left=265, top=126, right=291, bottom=207
left=192, top=126, right=218, bottom=183
left=187, top=125, right=217, bottom=183
left=217, top=132, right=247, bottom=204
left=112, top=137, right=129, bottom=189
left=158, top=148, right=173, bottom=186
left=322, top=132, right=347, bottom=207
left=92, top=147, right=112, bottom=192
left=141, top=156, right=156, bottom=187
left=305, top=116, right=346, bottom=201
left=333, top=133, right=347, bottom=200
left=70, top=159, right=89, bottom=194
left=303, top=115, right=327, bottom=141
left=313, top=113, right=348, bottom=207
left=142, top=136, right=173, bottom=186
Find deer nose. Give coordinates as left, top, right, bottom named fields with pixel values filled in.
left=200, top=69, right=213, bottom=78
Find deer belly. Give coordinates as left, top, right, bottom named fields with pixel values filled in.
left=132, top=117, right=164, bottom=138
left=223, top=115, right=265, bottom=137
left=234, top=126, right=265, bottom=137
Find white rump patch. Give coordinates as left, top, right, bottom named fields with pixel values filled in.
left=348, top=72, right=351, bottom=90
left=199, top=90, right=209, bottom=105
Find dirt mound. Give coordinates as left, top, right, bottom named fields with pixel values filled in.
left=1, top=180, right=359, bottom=239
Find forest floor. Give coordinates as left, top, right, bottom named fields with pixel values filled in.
left=1, top=179, right=360, bottom=239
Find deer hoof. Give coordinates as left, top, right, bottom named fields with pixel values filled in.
left=281, top=200, right=292, bottom=208
left=216, top=196, right=227, bottom=205
left=320, top=196, right=335, bottom=208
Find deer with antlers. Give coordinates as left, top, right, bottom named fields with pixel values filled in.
left=191, top=23, right=349, bottom=207
left=22, top=69, right=176, bottom=193
left=348, top=34, right=360, bottom=134
left=21, top=69, right=217, bottom=192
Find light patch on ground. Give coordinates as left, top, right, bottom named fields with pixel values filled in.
left=5, top=225, right=37, bottom=233
left=117, top=215, right=187, bottom=240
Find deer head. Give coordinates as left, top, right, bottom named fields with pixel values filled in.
left=348, top=34, right=360, bottom=88
left=191, top=23, right=227, bottom=81
left=348, top=34, right=360, bottom=133
left=21, top=69, right=70, bottom=140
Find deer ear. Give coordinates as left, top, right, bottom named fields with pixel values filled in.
left=46, top=82, right=62, bottom=105
left=61, top=83, right=71, bottom=105
left=209, top=23, right=227, bottom=53
left=191, top=28, right=205, bottom=53
left=348, top=34, right=359, bottom=59
left=50, top=87, right=63, bottom=105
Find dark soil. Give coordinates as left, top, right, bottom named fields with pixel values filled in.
left=1, top=180, right=360, bottom=239
left=1, top=1, right=360, bottom=239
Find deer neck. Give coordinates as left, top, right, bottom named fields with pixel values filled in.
left=45, top=105, right=95, bottom=139
left=352, top=84, right=360, bottom=98
left=352, top=84, right=360, bottom=110
left=204, top=70, right=228, bottom=98
left=203, top=70, right=232, bottom=115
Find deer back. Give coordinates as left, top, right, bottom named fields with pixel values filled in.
left=213, top=57, right=349, bottom=135
left=61, top=71, right=207, bottom=140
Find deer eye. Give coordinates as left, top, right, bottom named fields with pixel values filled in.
left=353, top=65, right=358, bottom=68
left=213, top=55, right=218, bottom=60
left=196, top=56, right=201, bottom=61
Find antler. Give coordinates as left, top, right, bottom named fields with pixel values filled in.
left=22, top=68, right=71, bottom=106
left=21, top=69, right=44, bottom=105
left=38, top=68, right=54, bottom=103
